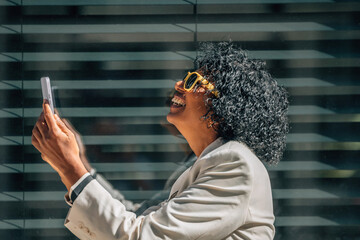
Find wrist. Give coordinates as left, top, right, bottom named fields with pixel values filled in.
left=60, top=160, right=88, bottom=192
left=80, top=154, right=92, bottom=172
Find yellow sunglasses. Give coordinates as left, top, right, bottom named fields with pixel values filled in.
left=183, top=72, right=219, bottom=98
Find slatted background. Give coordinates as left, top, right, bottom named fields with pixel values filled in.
left=1, top=0, right=359, bottom=239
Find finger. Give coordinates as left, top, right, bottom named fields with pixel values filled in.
left=31, top=131, right=41, bottom=152
left=36, top=117, right=48, bottom=137
left=32, top=133, right=40, bottom=147
left=32, top=125, right=43, bottom=141
left=43, top=100, right=58, bottom=131
left=54, top=114, right=70, bottom=134
left=37, top=111, right=45, bottom=122
left=62, top=118, right=73, bottom=131
left=61, top=118, right=84, bottom=151
left=36, top=111, right=47, bottom=126
left=62, top=118, right=79, bottom=136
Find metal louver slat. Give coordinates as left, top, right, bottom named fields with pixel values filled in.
left=0, top=1, right=359, bottom=239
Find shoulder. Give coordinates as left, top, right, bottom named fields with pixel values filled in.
left=198, top=140, right=261, bottom=166
left=210, top=140, right=258, bottom=159
left=194, top=140, right=268, bottom=180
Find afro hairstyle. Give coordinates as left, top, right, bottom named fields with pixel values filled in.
left=195, top=42, right=289, bottom=165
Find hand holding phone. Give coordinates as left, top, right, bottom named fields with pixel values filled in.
left=40, top=77, right=55, bottom=114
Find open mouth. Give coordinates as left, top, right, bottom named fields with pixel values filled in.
left=171, top=94, right=186, bottom=108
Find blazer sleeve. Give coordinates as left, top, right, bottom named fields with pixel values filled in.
left=64, top=149, right=253, bottom=240
left=94, top=172, right=140, bottom=212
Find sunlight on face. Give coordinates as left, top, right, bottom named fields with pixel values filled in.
left=167, top=70, right=210, bottom=137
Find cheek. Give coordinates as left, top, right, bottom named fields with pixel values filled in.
left=187, top=95, right=209, bottom=117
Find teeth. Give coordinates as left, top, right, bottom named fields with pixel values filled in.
left=172, top=96, right=186, bottom=106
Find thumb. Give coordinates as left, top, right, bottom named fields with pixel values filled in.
left=54, top=114, right=69, bottom=133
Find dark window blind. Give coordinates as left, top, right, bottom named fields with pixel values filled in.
left=0, top=0, right=359, bottom=239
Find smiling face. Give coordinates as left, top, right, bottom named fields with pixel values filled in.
left=166, top=71, right=211, bottom=139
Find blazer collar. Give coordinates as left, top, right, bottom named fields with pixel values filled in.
left=198, top=137, right=224, bottom=159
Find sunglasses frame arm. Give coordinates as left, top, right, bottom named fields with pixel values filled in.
left=183, top=72, right=219, bottom=98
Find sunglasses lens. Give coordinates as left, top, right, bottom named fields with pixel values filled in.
left=184, top=74, right=198, bottom=90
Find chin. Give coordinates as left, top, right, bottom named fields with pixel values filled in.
left=166, top=110, right=185, bottom=132
left=166, top=111, right=177, bottom=126
left=166, top=113, right=173, bottom=124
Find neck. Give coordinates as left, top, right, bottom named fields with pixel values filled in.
left=181, top=127, right=218, bottom=157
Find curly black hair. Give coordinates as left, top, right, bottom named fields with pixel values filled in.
left=195, top=42, right=289, bottom=165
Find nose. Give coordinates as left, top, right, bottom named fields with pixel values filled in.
left=174, top=80, right=185, bottom=93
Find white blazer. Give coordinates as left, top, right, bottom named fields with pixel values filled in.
left=64, top=138, right=275, bottom=239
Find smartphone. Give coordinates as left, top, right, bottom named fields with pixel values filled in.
left=40, top=77, right=55, bottom=114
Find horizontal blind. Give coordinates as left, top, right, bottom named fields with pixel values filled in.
left=1, top=1, right=359, bottom=239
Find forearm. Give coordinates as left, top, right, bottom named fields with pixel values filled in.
left=69, top=169, right=141, bottom=212
left=55, top=158, right=88, bottom=191
left=59, top=163, right=88, bottom=192
left=65, top=180, right=144, bottom=240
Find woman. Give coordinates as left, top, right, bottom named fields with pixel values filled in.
left=32, top=42, right=289, bottom=239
